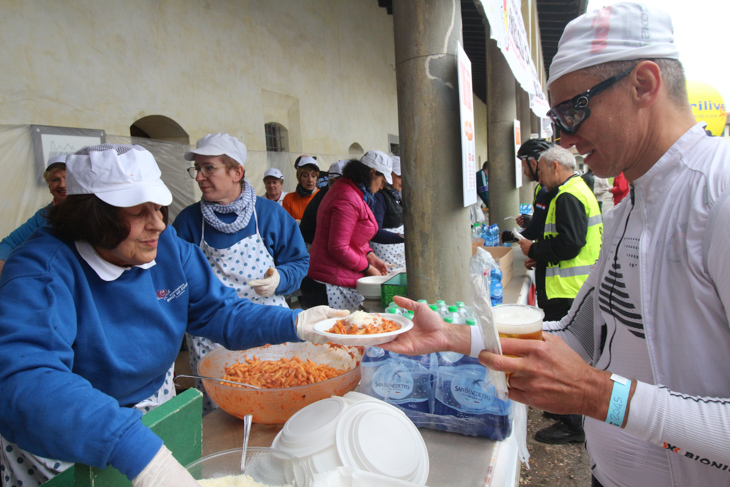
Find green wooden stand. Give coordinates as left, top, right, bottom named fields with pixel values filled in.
left=43, top=388, right=203, bottom=487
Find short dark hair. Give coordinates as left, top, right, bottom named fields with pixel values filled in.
left=341, top=159, right=373, bottom=187
left=48, top=195, right=169, bottom=250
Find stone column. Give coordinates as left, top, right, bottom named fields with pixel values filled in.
left=486, top=33, right=520, bottom=234
left=392, top=0, right=472, bottom=304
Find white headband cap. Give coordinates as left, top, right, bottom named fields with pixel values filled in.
left=547, top=2, right=680, bottom=88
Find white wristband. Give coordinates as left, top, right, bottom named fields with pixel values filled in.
left=469, top=324, right=484, bottom=358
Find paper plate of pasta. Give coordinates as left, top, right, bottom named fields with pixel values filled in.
left=313, top=311, right=413, bottom=346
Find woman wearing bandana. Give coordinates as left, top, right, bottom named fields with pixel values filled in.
left=282, top=155, right=320, bottom=221
left=173, top=133, right=309, bottom=414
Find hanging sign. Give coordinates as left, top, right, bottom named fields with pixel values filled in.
left=457, top=41, right=478, bottom=207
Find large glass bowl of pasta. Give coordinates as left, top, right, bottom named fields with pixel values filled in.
left=197, top=342, right=363, bottom=424
left=186, top=447, right=311, bottom=486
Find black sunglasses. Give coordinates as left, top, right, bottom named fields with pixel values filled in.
left=547, top=64, right=637, bottom=136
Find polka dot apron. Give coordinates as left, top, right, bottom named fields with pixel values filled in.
left=0, top=364, right=176, bottom=487
left=325, top=283, right=364, bottom=313
left=370, top=224, right=406, bottom=270
left=186, top=210, right=288, bottom=414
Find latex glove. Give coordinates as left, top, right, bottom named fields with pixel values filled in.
left=132, top=445, right=200, bottom=487
left=248, top=267, right=280, bottom=297
left=296, top=306, right=349, bottom=344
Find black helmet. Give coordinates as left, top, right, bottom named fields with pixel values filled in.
left=517, top=138, right=553, bottom=161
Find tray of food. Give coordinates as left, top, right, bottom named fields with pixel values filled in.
left=313, top=311, right=413, bottom=346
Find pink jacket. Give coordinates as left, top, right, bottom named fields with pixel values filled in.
left=308, top=178, right=377, bottom=288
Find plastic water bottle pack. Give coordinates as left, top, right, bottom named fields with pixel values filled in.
left=360, top=346, right=513, bottom=440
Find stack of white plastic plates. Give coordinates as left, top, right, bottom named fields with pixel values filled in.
left=356, top=275, right=390, bottom=299
left=273, top=392, right=429, bottom=485
left=336, top=401, right=429, bottom=484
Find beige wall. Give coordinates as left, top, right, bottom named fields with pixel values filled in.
left=0, top=0, right=399, bottom=155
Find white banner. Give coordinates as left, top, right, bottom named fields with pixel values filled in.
left=457, top=41, right=478, bottom=207
left=480, top=0, right=551, bottom=124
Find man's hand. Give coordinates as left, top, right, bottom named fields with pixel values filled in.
left=478, top=333, right=613, bottom=419
left=516, top=213, right=532, bottom=228
left=525, top=258, right=537, bottom=270
left=517, top=238, right=533, bottom=256
left=367, top=252, right=389, bottom=275
left=379, top=296, right=471, bottom=356
left=248, top=268, right=280, bottom=297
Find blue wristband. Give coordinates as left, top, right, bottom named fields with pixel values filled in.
left=605, top=374, right=631, bottom=427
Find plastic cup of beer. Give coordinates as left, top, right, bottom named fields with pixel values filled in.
left=493, top=304, right=544, bottom=343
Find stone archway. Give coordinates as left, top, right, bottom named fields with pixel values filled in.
left=348, top=142, right=364, bottom=156
left=130, top=115, right=189, bottom=144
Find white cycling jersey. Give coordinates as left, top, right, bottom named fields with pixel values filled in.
left=545, top=124, right=730, bottom=487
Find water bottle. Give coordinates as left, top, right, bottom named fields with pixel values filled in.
left=490, top=267, right=503, bottom=306
left=455, top=301, right=469, bottom=320
left=472, top=223, right=482, bottom=240
left=448, top=305, right=465, bottom=324
left=435, top=300, right=448, bottom=317
left=466, top=318, right=477, bottom=326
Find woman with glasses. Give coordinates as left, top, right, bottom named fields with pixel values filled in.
left=172, top=133, right=309, bottom=414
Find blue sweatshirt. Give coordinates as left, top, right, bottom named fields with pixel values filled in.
left=0, top=226, right=301, bottom=479
left=172, top=197, right=309, bottom=295
left=0, top=203, right=51, bottom=260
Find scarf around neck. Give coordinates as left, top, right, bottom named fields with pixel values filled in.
left=356, top=182, right=375, bottom=209
left=296, top=183, right=315, bottom=198
left=200, top=182, right=256, bottom=234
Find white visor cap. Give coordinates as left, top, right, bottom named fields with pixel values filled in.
left=185, top=133, right=247, bottom=167
left=361, top=150, right=393, bottom=185
left=66, top=144, right=172, bottom=207
left=391, top=156, right=401, bottom=177
left=547, top=2, right=680, bottom=89
left=46, top=154, right=68, bottom=169
left=263, top=168, right=284, bottom=180
left=328, top=160, right=350, bottom=178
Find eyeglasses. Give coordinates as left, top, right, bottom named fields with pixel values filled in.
left=186, top=164, right=227, bottom=179
left=547, top=64, right=637, bottom=136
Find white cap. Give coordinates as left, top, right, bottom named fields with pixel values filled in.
left=184, top=133, right=247, bottom=166
left=361, top=150, right=393, bottom=185
left=66, top=144, right=173, bottom=207
left=328, top=159, right=350, bottom=178
left=547, top=2, right=680, bottom=88
left=46, top=154, right=67, bottom=169
left=391, top=155, right=401, bottom=177
left=296, top=156, right=319, bottom=169
left=263, top=168, right=284, bottom=180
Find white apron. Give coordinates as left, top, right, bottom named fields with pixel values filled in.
left=370, top=224, right=406, bottom=270
left=0, top=364, right=176, bottom=487
left=186, top=210, right=288, bottom=414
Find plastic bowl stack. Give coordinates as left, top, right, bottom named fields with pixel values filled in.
left=272, top=392, right=429, bottom=485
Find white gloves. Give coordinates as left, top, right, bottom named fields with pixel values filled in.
left=132, top=445, right=200, bottom=487
left=296, top=306, right=350, bottom=344
left=248, top=267, right=280, bottom=297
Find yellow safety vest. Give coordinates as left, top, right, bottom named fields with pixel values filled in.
left=543, top=176, right=603, bottom=299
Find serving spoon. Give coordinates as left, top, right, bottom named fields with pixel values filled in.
left=175, top=374, right=261, bottom=389
left=241, top=414, right=253, bottom=474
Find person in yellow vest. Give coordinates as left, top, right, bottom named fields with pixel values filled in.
left=517, top=145, right=603, bottom=445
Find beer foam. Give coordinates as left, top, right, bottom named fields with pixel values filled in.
left=493, top=305, right=544, bottom=334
